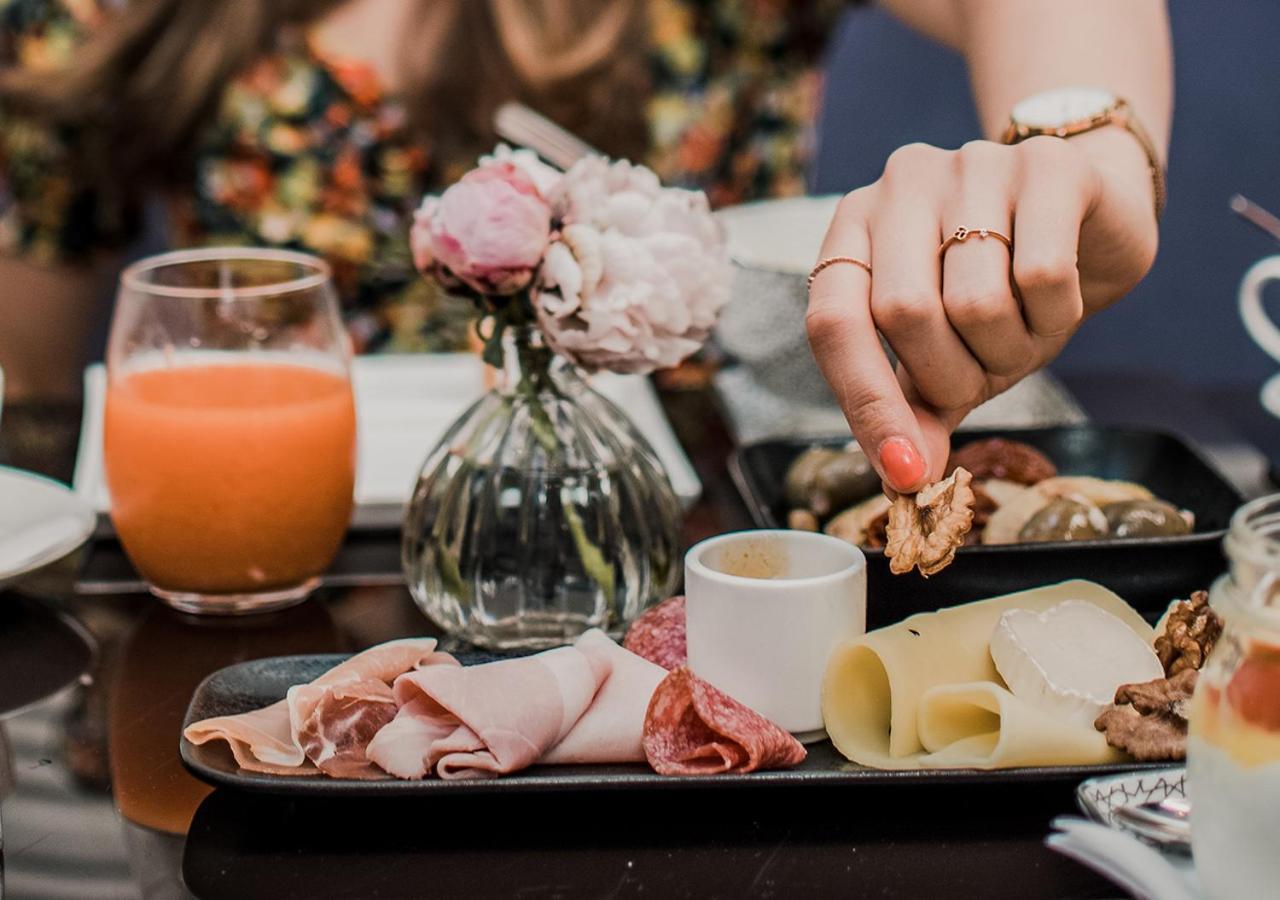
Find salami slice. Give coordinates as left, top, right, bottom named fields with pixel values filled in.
left=623, top=595, right=687, bottom=670
left=642, top=667, right=807, bottom=775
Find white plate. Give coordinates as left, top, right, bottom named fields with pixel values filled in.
left=0, top=467, right=96, bottom=584
left=1076, top=766, right=1188, bottom=827
left=74, top=355, right=702, bottom=528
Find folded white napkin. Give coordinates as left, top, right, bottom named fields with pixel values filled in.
left=74, top=355, right=701, bottom=524
left=1047, top=817, right=1204, bottom=900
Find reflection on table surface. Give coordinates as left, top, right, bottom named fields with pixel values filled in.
left=0, top=379, right=1274, bottom=899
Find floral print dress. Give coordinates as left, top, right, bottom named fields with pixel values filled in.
left=0, top=0, right=845, bottom=351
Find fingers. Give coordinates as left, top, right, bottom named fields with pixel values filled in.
left=1011, top=138, right=1089, bottom=337
left=869, top=145, right=986, bottom=415
left=940, top=143, right=1036, bottom=377
left=807, top=190, right=932, bottom=493
left=810, top=139, right=1099, bottom=494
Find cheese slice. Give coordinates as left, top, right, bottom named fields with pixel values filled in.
left=822, top=580, right=1152, bottom=769
left=990, top=600, right=1164, bottom=728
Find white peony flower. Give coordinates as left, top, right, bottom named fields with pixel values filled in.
left=535, top=156, right=731, bottom=374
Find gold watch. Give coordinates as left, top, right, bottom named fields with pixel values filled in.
left=1002, top=87, right=1166, bottom=217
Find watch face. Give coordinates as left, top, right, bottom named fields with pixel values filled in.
left=1012, top=87, right=1116, bottom=130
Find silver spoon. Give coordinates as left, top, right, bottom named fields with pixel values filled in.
left=1113, top=796, right=1192, bottom=853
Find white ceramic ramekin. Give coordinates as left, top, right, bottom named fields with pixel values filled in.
left=684, top=529, right=866, bottom=737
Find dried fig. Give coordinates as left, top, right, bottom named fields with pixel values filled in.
left=947, top=438, right=1056, bottom=485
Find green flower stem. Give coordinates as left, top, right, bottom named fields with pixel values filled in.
left=508, top=326, right=617, bottom=607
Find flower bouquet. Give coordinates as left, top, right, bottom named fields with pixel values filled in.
left=402, top=146, right=731, bottom=649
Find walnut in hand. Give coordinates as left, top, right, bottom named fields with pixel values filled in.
left=884, top=467, right=976, bottom=577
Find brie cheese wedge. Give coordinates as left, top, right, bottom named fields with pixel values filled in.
left=990, top=600, right=1164, bottom=728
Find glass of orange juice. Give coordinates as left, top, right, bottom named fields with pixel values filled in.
left=104, top=248, right=356, bottom=615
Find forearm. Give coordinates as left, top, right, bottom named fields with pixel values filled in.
left=880, top=0, right=1172, bottom=156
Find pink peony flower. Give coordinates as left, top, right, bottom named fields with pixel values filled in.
left=411, top=161, right=553, bottom=296
left=534, top=157, right=730, bottom=374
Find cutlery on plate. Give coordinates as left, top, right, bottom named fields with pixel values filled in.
left=493, top=101, right=599, bottom=170
left=1112, top=797, right=1192, bottom=853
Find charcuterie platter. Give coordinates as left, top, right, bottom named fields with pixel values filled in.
left=180, top=651, right=1158, bottom=796
left=180, top=570, right=1205, bottom=796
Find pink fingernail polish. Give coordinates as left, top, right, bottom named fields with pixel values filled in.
left=878, top=437, right=926, bottom=492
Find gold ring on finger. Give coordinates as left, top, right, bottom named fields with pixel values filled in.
left=937, top=227, right=1013, bottom=259
left=807, top=256, right=873, bottom=290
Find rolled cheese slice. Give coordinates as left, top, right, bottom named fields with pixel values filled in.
left=916, top=683, right=1126, bottom=768
left=821, top=580, right=1152, bottom=769
left=990, top=601, right=1164, bottom=728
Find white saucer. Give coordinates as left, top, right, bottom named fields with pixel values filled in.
left=0, top=467, right=96, bottom=585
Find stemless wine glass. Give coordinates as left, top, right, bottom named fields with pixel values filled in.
left=104, top=248, right=356, bottom=615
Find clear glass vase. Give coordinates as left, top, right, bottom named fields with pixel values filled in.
left=402, top=326, right=684, bottom=649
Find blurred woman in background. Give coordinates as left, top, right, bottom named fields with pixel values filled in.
left=0, top=0, right=836, bottom=399
left=0, top=0, right=1171, bottom=496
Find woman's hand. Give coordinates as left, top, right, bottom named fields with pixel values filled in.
left=806, top=128, right=1159, bottom=493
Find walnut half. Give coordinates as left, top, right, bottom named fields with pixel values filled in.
left=884, top=467, right=976, bottom=577
left=1094, top=669, right=1198, bottom=761
left=1155, top=590, right=1222, bottom=676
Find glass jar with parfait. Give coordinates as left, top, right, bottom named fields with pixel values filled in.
left=1189, top=493, right=1280, bottom=898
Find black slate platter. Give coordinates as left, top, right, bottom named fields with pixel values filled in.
left=181, top=652, right=1157, bottom=796
left=730, top=426, right=1244, bottom=626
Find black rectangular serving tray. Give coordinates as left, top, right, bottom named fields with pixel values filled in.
left=729, top=426, right=1244, bottom=626
left=181, top=652, right=1155, bottom=797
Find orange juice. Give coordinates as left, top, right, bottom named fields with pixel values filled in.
left=104, top=363, right=356, bottom=594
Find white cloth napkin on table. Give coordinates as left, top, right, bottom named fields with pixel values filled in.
left=1047, top=817, right=1205, bottom=900
left=73, top=355, right=701, bottom=526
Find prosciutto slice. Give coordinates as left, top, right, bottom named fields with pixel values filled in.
left=366, top=629, right=630, bottom=780
left=296, top=679, right=398, bottom=779
left=184, top=638, right=448, bottom=777
left=642, top=667, right=807, bottom=775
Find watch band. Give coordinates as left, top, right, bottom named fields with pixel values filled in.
left=1003, top=97, right=1166, bottom=218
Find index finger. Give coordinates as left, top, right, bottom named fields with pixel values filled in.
left=805, top=192, right=933, bottom=493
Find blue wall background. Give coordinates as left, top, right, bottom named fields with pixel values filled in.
left=812, top=0, right=1280, bottom=390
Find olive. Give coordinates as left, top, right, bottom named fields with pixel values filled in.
left=810, top=449, right=879, bottom=516
left=785, top=446, right=879, bottom=517
left=1018, top=498, right=1108, bottom=543
left=784, top=448, right=842, bottom=510
left=1102, top=500, right=1193, bottom=539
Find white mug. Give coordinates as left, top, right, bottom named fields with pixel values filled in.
left=1240, top=256, right=1280, bottom=365
left=684, top=529, right=866, bottom=737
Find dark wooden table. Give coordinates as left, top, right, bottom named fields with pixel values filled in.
left=0, top=378, right=1270, bottom=899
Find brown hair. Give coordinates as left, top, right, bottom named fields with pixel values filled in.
left=0, top=0, right=648, bottom=182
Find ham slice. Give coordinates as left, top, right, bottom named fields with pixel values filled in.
left=542, top=629, right=668, bottom=764
left=366, top=630, right=619, bottom=780
left=623, top=596, right=687, bottom=670
left=642, top=667, right=807, bottom=775
left=184, top=638, right=448, bottom=776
